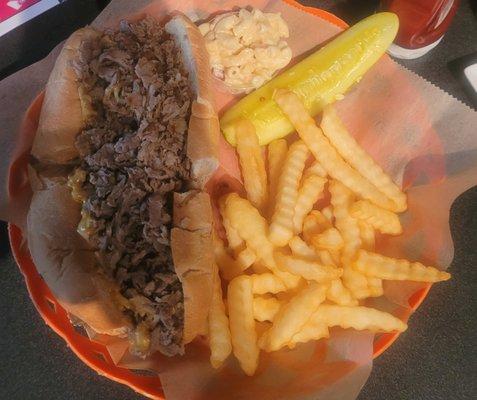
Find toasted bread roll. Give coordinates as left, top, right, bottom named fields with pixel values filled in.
left=27, top=182, right=131, bottom=335
left=166, top=15, right=219, bottom=189
left=31, top=28, right=100, bottom=164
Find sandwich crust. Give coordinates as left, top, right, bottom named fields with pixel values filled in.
left=166, top=15, right=219, bottom=189
left=31, top=28, right=100, bottom=165
left=27, top=182, right=131, bottom=335
left=166, top=14, right=219, bottom=343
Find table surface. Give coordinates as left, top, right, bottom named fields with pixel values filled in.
left=0, top=1, right=476, bottom=399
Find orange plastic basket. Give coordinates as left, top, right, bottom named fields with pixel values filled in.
left=8, top=2, right=432, bottom=398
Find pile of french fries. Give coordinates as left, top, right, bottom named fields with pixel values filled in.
left=208, top=89, right=451, bottom=376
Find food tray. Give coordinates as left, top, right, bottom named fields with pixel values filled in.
left=8, top=2, right=432, bottom=398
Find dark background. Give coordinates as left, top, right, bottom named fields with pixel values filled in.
left=0, top=0, right=476, bottom=399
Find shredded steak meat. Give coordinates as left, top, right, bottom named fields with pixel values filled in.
left=72, top=17, right=192, bottom=356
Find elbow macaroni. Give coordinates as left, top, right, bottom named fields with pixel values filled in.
left=199, top=8, right=292, bottom=93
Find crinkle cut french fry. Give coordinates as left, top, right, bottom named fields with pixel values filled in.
left=209, top=268, right=232, bottom=368
left=227, top=276, right=259, bottom=376
left=293, top=175, right=326, bottom=233
left=342, top=268, right=369, bottom=300
left=354, top=250, right=451, bottom=282
left=318, top=249, right=336, bottom=267
left=310, top=210, right=333, bottom=230
left=236, top=119, right=268, bottom=211
left=289, top=320, right=329, bottom=347
left=303, top=215, right=322, bottom=242
left=302, top=210, right=331, bottom=242
left=355, top=222, right=384, bottom=297
left=304, top=160, right=327, bottom=178
left=329, top=181, right=362, bottom=259
left=222, top=195, right=272, bottom=274
left=275, top=286, right=306, bottom=303
left=351, top=200, right=402, bottom=235
left=358, top=220, right=375, bottom=251
left=321, top=206, right=334, bottom=223
left=289, top=236, right=318, bottom=260
left=219, top=198, right=244, bottom=253
left=271, top=266, right=302, bottom=291
left=251, top=260, right=270, bottom=275
left=268, top=139, right=288, bottom=215
left=269, top=140, right=310, bottom=246
left=273, top=89, right=396, bottom=211
left=327, top=279, right=358, bottom=306
left=214, top=238, right=247, bottom=281
left=224, top=222, right=244, bottom=254
left=253, top=297, right=282, bottom=322
left=315, top=239, right=342, bottom=267
left=367, top=277, right=384, bottom=297
left=275, top=251, right=342, bottom=282
left=236, top=248, right=257, bottom=270
left=259, top=283, right=328, bottom=351
left=329, top=249, right=342, bottom=266
left=310, top=227, right=344, bottom=251
left=268, top=268, right=303, bottom=292
left=321, top=105, right=407, bottom=212
left=329, top=180, right=370, bottom=299
left=251, top=273, right=287, bottom=295
left=223, top=193, right=301, bottom=289
left=311, top=305, right=407, bottom=332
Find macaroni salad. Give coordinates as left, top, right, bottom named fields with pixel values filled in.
left=199, top=8, right=292, bottom=93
